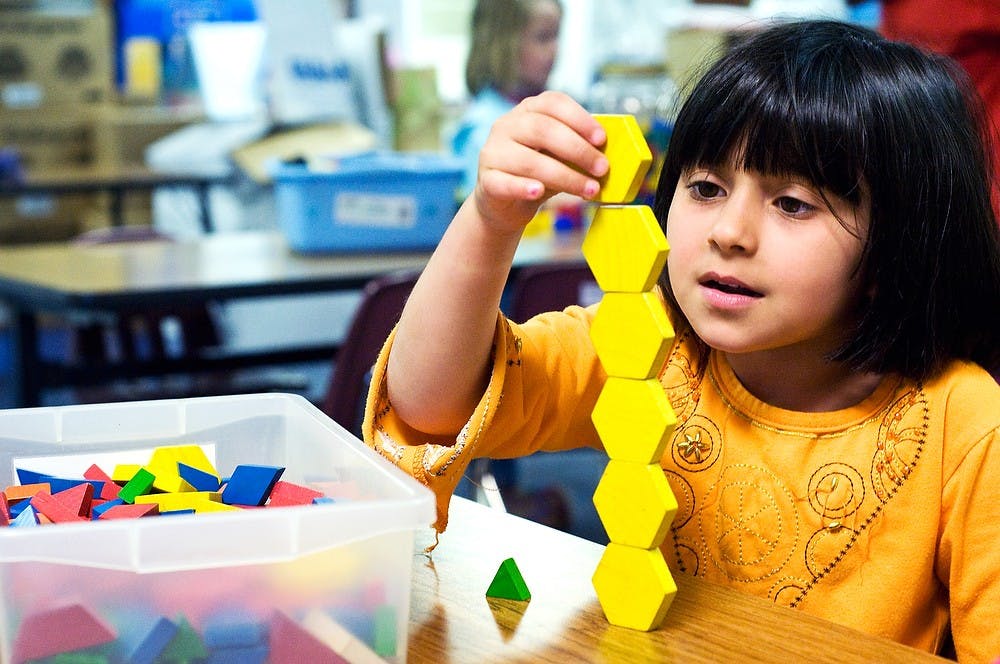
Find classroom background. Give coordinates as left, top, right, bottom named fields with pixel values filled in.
left=0, top=0, right=885, bottom=541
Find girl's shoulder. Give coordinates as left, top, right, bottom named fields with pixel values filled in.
left=922, top=360, right=1000, bottom=462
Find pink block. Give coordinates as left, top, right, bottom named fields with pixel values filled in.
left=53, top=482, right=95, bottom=518
left=12, top=602, right=117, bottom=663
left=84, top=464, right=121, bottom=501
left=269, top=612, right=349, bottom=664
left=29, top=491, right=87, bottom=524
left=99, top=503, right=159, bottom=520
left=266, top=481, right=325, bottom=507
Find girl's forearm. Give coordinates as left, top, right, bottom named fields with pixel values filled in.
left=386, top=197, right=523, bottom=435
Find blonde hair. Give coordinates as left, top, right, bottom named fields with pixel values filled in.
left=465, top=0, right=561, bottom=95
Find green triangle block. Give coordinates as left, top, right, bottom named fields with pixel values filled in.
left=157, top=616, right=208, bottom=663
left=486, top=557, right=531, bottom=601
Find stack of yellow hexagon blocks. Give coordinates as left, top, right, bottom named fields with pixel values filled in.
left=582, top=115, right=679, bottom=631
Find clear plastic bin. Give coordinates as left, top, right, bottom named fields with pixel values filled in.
left=0, top=393, right=434, bottom=663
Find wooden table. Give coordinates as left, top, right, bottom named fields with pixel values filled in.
left=408, top=497, right=945, bottom=663
left=0, top=230, right=585, bottom=407
left=0, top=165, right=226, bottom=232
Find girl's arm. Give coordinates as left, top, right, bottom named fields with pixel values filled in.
left=386, top=91, right=609, bottom=435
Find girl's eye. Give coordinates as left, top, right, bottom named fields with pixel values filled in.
left=689, top=181, right=723, bottom=200
left=776, top=196, right=814, bottom=215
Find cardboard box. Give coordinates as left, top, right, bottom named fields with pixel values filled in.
left=0, top=107, right=95, bottom=170
left=0, top=393, right=434, bottom=663
left=0, top=5, right=114, bottom=109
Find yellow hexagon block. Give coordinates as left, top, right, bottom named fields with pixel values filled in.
left=582, top=205, right=668, bottom=293
left=592, top=542, right=677, bottom=631
left=590, top=292, right=675, bottom=379
left=593, top=115, right=654, bottom=204
left=592, top=377, right=677, bottom=464
left=593, top=459, right=678, bottom=549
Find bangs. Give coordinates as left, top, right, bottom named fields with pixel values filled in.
left=665, top=30, right=872, bottom=206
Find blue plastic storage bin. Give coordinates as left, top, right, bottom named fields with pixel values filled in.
left=272, top=152, right=463, bottom=253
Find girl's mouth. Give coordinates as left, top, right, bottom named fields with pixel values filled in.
left=701, top=278, right=763, bottom=298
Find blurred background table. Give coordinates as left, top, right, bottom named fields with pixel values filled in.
left=0, top=230, right=585, bottom=408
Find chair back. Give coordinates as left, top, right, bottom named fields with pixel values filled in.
left=322, top=269, right=421, bottom=434
left=507, top=261, right=599, bottom=323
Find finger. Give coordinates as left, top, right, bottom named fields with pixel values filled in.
left=497, top=108, right=608, bottom=183
left=478, top=168, right=546, bottom=202
left=481, top=141, right=599, bottom=199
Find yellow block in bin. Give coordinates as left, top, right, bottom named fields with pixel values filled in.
left=134, top=491, right=235, bottom=513
left=582, top=205, right=668, bottom=293
left=146, top=444, right=219, bottom=493
left=592, top=542, right=677, bottom=631
left=111, top=464, right=142, bottom=484
left=593, top=115, right=654, bottom=204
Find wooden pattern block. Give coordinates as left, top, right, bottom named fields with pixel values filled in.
left=582, top=205, right=669, bottom=293
left=0, top=492, right=10, bottom=525
left=111, top=464, right=142, bottom=484
left=84, top=464, right=121, bottom=501
left=10, top=504, right=39, bottom=527
left=11, top=602, right=117, bottom=664
left=269, top=612, right=349, bottom=664
left=159, top=616, right=208, bottom=663
left=485, top=557, right=531, bottom=601
left=178, top=462, right=222, bottom=492
left=591, top=542, right=677, bottom=632
left=592, top=377, right=677, bottom=463
left=54, top=482, right=95, bottom=517
left=266, top=480, right=326, bottom=507
left=592, top=115, right=654, bottom=204
left=147, top=445, right=218, bottom=493
left=127, top=616, right=178, bottom=664
left=97, top=502, right=159, bottom=520
left=205, top=644, right=268, bottom=663
left=300, top=610, right=385, bottom=664
left=118, top=468, right=155, bottom=504
left=592, top=460, right=678, bottom=549
left=590, top=292, right=675, bottom=379
left=5, top=482, right=51, bottom=504
left=584, top=112, right=679, bottom=632
left=372, top=605, right=397, bottom=657
left=221, top=465, right=285, bottom=506
left=134, top=491, right=237, bottom=514
left=91, top=498, right=125, bottom=519
left=30, top=491, right=89, bottom=524
left=203, top=616, right=266, bottom=650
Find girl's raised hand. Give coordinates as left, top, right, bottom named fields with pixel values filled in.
left=473, top=91, right=609, bottom=235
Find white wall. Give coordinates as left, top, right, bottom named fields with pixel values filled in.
left=355, top=0, right=849, bottom=104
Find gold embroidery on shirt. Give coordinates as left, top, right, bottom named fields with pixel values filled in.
left=660, top=339, right=930, bottom=608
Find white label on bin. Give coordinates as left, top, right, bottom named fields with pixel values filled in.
left=334, top=193, right=417, bottom=229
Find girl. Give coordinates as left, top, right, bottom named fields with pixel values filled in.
left=452, top=0, right=563, bottom=196
left=364, top=20, right=1000, bottom=660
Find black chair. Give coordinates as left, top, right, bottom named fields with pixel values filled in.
left=320, top=269, right=422, bottom=436
left=507, top=260, right=599, bottom=322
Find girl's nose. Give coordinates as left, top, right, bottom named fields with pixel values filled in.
left=708, top=199, right=758, bottom=254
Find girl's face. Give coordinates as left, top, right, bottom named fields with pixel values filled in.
left=517, top=1, right=561, bottom=94
left=666, top=163, right=869, bottom=361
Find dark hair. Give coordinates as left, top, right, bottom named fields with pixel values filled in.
left=653, top=20, right=1000, bottom=381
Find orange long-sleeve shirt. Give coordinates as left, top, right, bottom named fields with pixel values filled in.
left=363, top=305, right=1000, bottom=661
